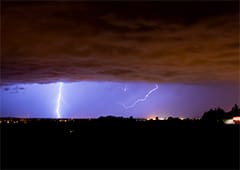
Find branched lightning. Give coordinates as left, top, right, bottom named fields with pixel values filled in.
left=56, top=82, right=63, bottom=118
left=121, top=84, right=159, bottom=109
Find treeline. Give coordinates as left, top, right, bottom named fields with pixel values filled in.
left=201, top=104, right=240, bottom=123
left=98, top=104, right=240, bottom=123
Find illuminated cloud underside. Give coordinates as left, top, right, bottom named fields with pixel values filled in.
left=1, top=2, right=239, bottom=85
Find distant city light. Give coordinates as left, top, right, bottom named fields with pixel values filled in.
left=233, top=116, right=240, bottom=124
left=224, top=117, right=240, bottom=125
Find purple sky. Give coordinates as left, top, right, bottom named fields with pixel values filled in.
left=1, top=2, right=239, bottom=118
left=0, top=82, right=239, bottom=118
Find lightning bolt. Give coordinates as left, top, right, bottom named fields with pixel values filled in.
left=123, top=85, right=127, bottom=92
left=118, top=85, right=127, bottom=92
left=121, top=84, right=159, bottom=109
left=121, top=85, right=127, bottom=92
left=56, top=82, right=63, bottom=118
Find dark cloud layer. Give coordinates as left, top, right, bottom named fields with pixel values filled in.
left=1, top=1, right=239, bottom=84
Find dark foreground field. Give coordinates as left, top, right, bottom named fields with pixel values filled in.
left=1, top=118, right=239, bottom=169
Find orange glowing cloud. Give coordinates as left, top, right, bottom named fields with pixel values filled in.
left=1, top=2, right=239, bottom=85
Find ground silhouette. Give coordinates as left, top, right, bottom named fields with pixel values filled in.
left=1, top=105, right=239, bottom=169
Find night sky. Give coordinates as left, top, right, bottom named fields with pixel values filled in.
left=1, top=1, right=239, bottom=118
left=0, top=82, right=239, bottom=118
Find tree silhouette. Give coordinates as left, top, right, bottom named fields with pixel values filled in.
left=201, top=104, right=240, bottom=123
left=228, top=104, right=240, bottom=118
left=201, top=107, right=225, bottom=123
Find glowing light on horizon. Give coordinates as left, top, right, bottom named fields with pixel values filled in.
left=233, top=116, right=240, bottom=124
left=224, top=116, right=240, bottom=124
left=121, top=84, right=159, bottom=109
left=146, top=116, right=157, bottom=120
left=146, top=113, right=164, bottom=120
left=224, top=119, right=234, bottom=124
left=56, top=82, right=63, bottom=118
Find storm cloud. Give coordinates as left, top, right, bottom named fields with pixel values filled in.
left=1, top=1, right=239, bottom=84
